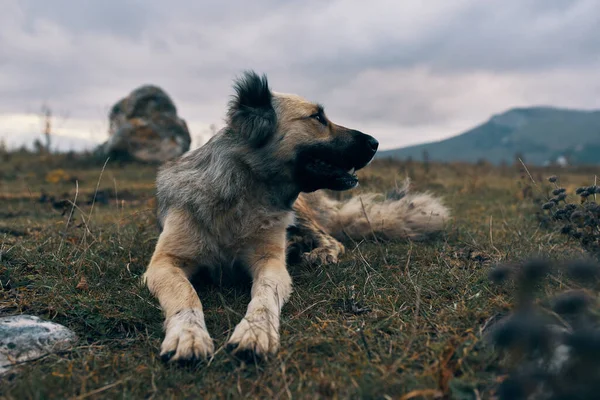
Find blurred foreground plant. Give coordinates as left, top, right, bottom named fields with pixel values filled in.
left=538, top=176, right=600, bottom=260
left=487, top=258, right=600, bottom=399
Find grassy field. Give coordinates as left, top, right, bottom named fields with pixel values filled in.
left=0, top=150, right=598, bottom=399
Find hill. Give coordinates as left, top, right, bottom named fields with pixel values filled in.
left=378, top=107, right=600, bottom=165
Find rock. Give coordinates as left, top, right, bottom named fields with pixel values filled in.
left=0, top=315, right=78, bottom=375
left=100, top=85, right=191, bottom=163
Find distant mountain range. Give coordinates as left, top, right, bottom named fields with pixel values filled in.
left=377, top=107, right=600, bottom=165
left=3, top=107, right=600, bottom=166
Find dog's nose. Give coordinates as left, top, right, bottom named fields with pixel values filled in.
left=367, top=136, right=379, bottom=152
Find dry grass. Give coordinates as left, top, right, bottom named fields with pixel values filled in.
left=0, top=151, right=598, bottom=399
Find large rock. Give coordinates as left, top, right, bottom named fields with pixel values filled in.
left=0, top=315, right=78, bottom=375
left=101, top=85, right=191, bottom=163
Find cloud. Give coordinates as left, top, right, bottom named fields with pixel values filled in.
left=0, top=0, right=598, bottom=150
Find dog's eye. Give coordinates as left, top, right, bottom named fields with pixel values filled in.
left=310, top=113, right=327, bottom=126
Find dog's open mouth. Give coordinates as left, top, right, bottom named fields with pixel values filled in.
left=295, top=137, right=377, bottom=193
left=304, top=156, right=359, bottom=190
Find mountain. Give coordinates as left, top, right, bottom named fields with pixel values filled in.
left=377, top=107, right=600, bottom=165
left=1, top=133, right=100, bottom=153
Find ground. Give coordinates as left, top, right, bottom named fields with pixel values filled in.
left=0, top=151, right=597, bottom=399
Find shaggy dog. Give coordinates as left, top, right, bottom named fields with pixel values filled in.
left=143, top=71, right=449, bottom=363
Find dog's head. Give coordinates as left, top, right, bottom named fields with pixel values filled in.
left=226, top=71, right=378, bottom=192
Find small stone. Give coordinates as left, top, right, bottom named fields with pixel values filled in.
left=0, top=315, right=78, bottom=375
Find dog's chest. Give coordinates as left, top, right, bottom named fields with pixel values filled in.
left=212, top=205, right=294, bottom=248
left=203, top=208, right=293, bottom=271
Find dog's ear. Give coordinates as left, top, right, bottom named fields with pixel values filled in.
left=227, top=71, right=276, bottom=147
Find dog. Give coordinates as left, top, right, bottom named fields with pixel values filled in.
left=143, top=71, right=449, bottom=364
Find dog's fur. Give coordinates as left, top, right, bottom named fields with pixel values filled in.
left=143, top=71, right=449, bottom=364
left=286, top=178, right=449, bottom=264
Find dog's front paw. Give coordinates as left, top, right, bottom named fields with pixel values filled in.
left=160, top=308, right=214, bottom=364
left=302, top=242, right=345, bottom=265
left=226, top=309, right=279, bottom=362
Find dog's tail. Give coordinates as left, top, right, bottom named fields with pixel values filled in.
left=308, top=178, right=450, bottom=241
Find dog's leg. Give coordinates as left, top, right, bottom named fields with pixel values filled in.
left=300, top=221, right=346, bottom=265
left=227, top=233, right=292, bottom=361
left=287, top=214, right=345, bottom=266
left=143, top=210, right=214, bottom=363
left=289, top=193, right=345, bottom=266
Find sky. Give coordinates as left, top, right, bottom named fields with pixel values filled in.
left=1, top=0, right=599, bottom=151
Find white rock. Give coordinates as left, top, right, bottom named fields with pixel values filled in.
left=0, top=315, right=78, bottom=375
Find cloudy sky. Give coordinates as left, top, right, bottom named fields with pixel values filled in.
left=1, top=0, right=599, bottom=150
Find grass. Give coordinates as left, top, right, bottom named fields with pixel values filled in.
left=0, top=151, right=598, bottom=399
